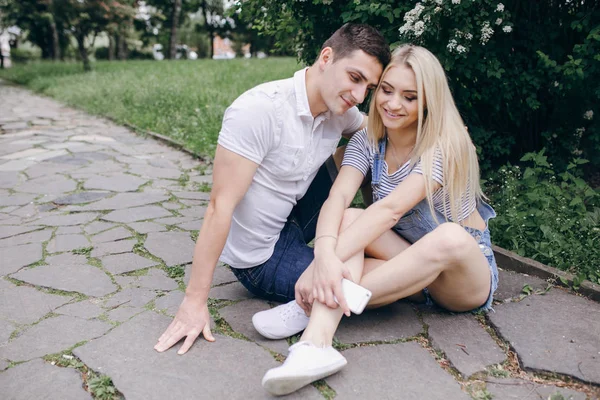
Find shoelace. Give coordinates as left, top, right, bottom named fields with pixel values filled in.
left=277, top=301, right=307, bottom=323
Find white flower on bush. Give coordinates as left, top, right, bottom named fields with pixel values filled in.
left=435, top=0, right=443, bottom=4
left=452, top=0, right=461, bottom=4
left=480, top=21, right=494, bottom=45
left=496, top=3, right=504, bottom=12
left=496, top=18, right=503, bottom=25
left=447, top=39, right=458, bottom=51
left=399, top=2, right=426, bottom=35
left=553, top=81, right=559, bottom=87
left=456, top=45, right=467, bottom=53
left=434, top=6, right=442, bottom=13
left=503, top=25, right=513, bottom=33
left=414, top=21, right=426, bottom=36
left=583, top=110, right=593, bottom=120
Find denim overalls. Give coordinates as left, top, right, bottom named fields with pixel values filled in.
left=372, top=138, right=499, bottom=311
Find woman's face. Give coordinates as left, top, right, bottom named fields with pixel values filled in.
left=375, top=64, right=421, bottom=135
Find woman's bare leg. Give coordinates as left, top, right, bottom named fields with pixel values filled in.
left=300, top=209, right=491, bottom=348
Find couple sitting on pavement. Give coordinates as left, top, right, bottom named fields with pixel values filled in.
left=154, top=23, right=499, bottom=396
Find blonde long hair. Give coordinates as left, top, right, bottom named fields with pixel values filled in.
left=367, top=44, right=483, bottom=223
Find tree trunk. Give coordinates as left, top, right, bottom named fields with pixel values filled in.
left=201, top=1, right=214, bottom=59
left=76, top=34, right=91, bottom=72
left=117, top=33, right=127, bottom=60
left=108, top=35, right=115, bottom=61
left=169, top=0, right=182, bottom=59
left=47, top=0, right=60, bottom=61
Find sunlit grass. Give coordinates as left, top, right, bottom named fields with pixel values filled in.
left=0, top=58, right=302, bottom=158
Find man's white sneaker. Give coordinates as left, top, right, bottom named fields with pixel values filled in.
left=252, top=300, right=309, bottom=340
left=262, top=341, right=347, bottom=396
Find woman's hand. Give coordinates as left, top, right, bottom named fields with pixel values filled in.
left=312, top=249, right=352, bottom=316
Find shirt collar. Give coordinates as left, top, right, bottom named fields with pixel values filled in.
left=293, top=68, right=331, bottom=121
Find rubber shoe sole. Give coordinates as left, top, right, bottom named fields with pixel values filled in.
left=262, top=358, right=347, bottom=396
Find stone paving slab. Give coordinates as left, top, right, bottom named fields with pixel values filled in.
left=73, top=312, right=321, bottom=400
left=53, top=191, right=111, bottom=205
left=0, top=194, right=36, bottom=207
left=55, top=300, right=105, bottom=320
left=485, top=377, right=587, bottom=400
left=326, top=342, right=470, bottom=399
left=0, top=359, right=93, bottom=400
left=56, top=226, right=83, bottom=235
left=100, top=253, right=159, bottom=275
left=1, top=315, right=112, bottom=361
left=0, top=225, right=43, bottom=240
left=84, top=221, right=116, bottom=235
left=90, top=226, right=133, bottom=244
left=47, top=234, right=90, bottom=253
left=0, top=279, right=72, bottom=325
left=84, top=173, right=148, bottom=192
left=185, top=264, right=237, bottom=287
left=171, top=191, right=211, bottom=201
left=0, top=242, right=43, bottom=275
left=494, top=269, right=549, bottom=302
left=0, top=228, right=53, bottom=248
left=423, top=312, right=506, bottom=377
left=489, top=289, right=600, bottom=384
left=127, top=221, right=167, bottom=234
left=335, top=301, right=423, bottom=344
left=16, top=174, right=77, bottom=195
left=102, top=206, right=171, bottom=223
left=72, top=192, right=170, bottom=211
left=11, top=263, right=117, bottom=297
left=144, top=231, right=194, bottom=266
left=103, top=287, right=158, bottom=309
left=0, top=318, right=15, bottom=346
left=90, top=239, right=136, bottom=258
left=219, top=299, right=291, bottom=355
left=29, top=212, right=99, bottom=226
left=209, top=281, right=256, bottom=301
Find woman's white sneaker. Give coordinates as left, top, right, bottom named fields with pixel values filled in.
left=252, top=300, right=309, bottom=339
left=262, top=341, right=347, bottom=396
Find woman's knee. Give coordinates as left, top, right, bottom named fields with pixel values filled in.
left=427, top=223, right=473, bottom=263
left=340, top=208, right=364, bottom=230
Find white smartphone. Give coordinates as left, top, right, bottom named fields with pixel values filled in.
left=334, top=278, right=372, bottom=315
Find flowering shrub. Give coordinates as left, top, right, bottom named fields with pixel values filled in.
left=236, top=0, right=599, bottom=176
left=487, top=149, right=600, bottom=285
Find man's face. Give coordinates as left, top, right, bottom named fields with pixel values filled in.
left=320, top=49, right=383, bottom=116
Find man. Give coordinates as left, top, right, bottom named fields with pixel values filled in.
left=154, top=23, right=390, bottom=355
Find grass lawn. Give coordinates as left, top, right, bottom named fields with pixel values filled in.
left=0, top=58, right=302, bottom=158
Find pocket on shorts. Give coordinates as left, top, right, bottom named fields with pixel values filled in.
left=394, top=209, right=421, bottom=231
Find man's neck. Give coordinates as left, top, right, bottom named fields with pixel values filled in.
left=304, top=65, right=328, bottom=118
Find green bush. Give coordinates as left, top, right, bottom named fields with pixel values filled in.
left=488, top=149, right=600, bottom=285
left=128, top=48, right=153, bottom=60
left=9, top=48, right=39, bottom=63
left=238, top=1, right=599, bottom=175
left=95, top=46, right=110, bottom=60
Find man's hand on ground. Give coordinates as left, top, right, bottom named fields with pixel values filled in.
left=154, top=294, right=215, bottom=355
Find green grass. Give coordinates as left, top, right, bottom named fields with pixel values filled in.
left=0, top=58, right=302, bottom=158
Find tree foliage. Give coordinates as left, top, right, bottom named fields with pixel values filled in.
left=236, top=0, right=599, bottom=175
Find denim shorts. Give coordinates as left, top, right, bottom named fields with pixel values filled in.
left=421, top=226, right=499, bottom=313
left=230, top=157, right=337, bottom=303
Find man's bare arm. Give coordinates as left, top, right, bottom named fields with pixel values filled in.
left=154, top=145, right=259, bottom=354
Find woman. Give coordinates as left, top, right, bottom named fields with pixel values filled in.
left=258, top=45, right=499, bottom=396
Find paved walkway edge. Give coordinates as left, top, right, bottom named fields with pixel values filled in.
left=493, top=245, right=600, bottom=302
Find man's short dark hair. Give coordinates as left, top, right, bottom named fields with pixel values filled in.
left=321, top=23, right=391, bottom=68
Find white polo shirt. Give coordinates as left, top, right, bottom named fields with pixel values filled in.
left=217, top=68, right=363, bottom=268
